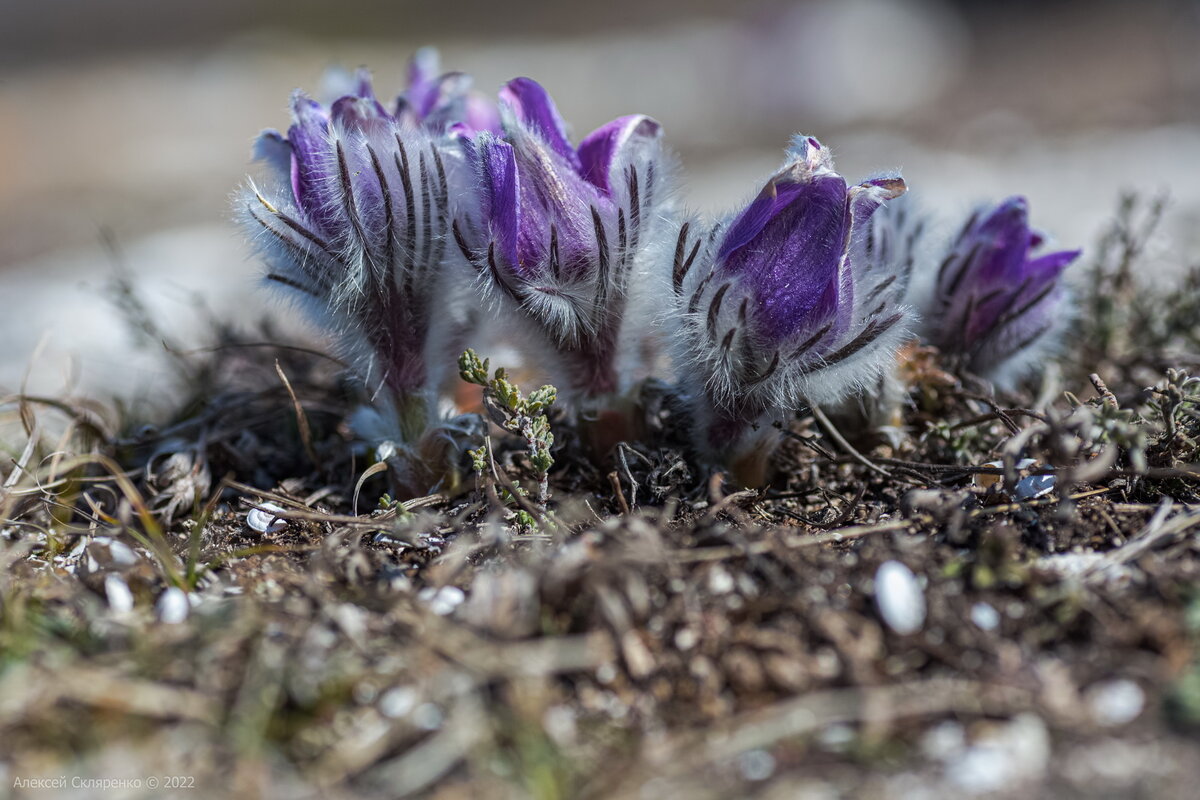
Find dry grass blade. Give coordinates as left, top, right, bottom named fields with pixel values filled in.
left=275, top=358, right=318, bottom=468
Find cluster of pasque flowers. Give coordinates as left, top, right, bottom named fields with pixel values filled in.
left=238, top=49, right=1081, bottom=493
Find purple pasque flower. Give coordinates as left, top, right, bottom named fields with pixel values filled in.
left=397, top=47, right=501, bottom=135
left=456, top=77, right=668, bottom=399
left=238, top=65, right=481, bottom=493
left=672, top=134, right=912, bottom=456
left=923, top=196, right=1080, bottom=383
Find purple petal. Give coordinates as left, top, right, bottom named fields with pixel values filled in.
left=420, top=72, right=497, bottom=134
left=474, top=134, right=522, bottom=271
left=717, top=179, right=809, bottom=261
left=330, top=95, right=392, bottom=135
left=937, top=196, right=1080, bottom=355
left=514, top=142, right=610, bottom=281
left=499, top=78, right=581, bottom=172
left=722, top=175, right=852, bottom=344
left=253, top=129, right=292, bottom=183
left=972, top=196, right=1031, bottom=284
left=406, top=47, right=441, bottom=118
left=1024, top=248, right=1081, bottom=283
left=352, top=67, right=376, bottom=100
left=839, top=176, right=907, bottom=322
left=287, top=92, right=335, bottom=227
left=464, top=92, right=502, bottom=135
left=577, top=115, right=661, bottom=194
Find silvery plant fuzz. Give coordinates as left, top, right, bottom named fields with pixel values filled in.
left=668, top=136, right=913, bottom=484
left=238, top=53, right=490, bottom=496
left=916, top=196, right=1080, bottom=386
left=237, top=49, right=1082, bottom=493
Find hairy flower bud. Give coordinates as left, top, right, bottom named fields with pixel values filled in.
left=671, top=135, right=913, bottom=469
left=921, top=196, right=1080, bottom=384
left=456, top=78, right=670, bottom=400
left=238, top=55, right=484, bottom=496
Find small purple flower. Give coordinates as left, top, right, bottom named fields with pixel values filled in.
left=672, top=135, right=912, bottom=459
left=456, top=78, right=668, bottom=399
left=238, top=59, right=482, bottom=494
left=923, top=196, right=1080, bottom=382
left=397, top=47, right=501, bottom=135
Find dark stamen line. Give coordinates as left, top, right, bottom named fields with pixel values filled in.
left=789, top=322, right=833, bottom=360
left=367, top=145, right=396, bottom=275
left=994, top=280, right=1055, bottom=331
left=487, top=241, right=521, bottom=300
left=823, top=313, right=903, bottom=366
left=687, top=273, right=713, bottom=316
left=592, top=206, right=611, bottom=315
left=720, top=327, right=737, bottom=355
left=247, top=208, right=332, bottom=292
left=417, top=151, right=434, bottom=279
left=707, top=282, right=731, bottom=338
left=453, top=219, right=481, bottom=271
left=746, top=351, right=780, bottom=386
left=336, top=141, right=374, bottom=270
left=254, top=194, right=344, bottom=268
left=866, top=274, right=897, bottom=304
left=265, top=272, right=319, bottom=297
left=672, top=222, right=691, bottom=294
left=627, top=167, right=641, bottom=258
left=394, top=135, right=417, bottom=278
left=430, top=146, right=450, bottom=272
left=549, top=225, right=561, bottom=282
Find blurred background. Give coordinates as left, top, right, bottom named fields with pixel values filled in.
left=2, top=0, right=1199, bottom=397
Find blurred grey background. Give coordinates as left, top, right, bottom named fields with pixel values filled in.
left=2, top=0, right=1199, bottom=397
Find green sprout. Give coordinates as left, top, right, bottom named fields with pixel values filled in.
left=459, top=349, right=558, bottom=508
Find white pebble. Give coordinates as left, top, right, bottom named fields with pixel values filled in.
left=874, top=560, right=925, bottom=635
left=737, top=749, right=776, bottom=781
left=379, top=686, right=417, bottom=719
left=102, top=538, right=139, bottom=566
left=970, top=602, right=1001, bottom=631
left=418, top=585, right=465, bottom=616
left=1087, top=679, right=1145, bottom=727
left=413, top=703, right=444, bottom=730
left=156, top=586, right=190, bottom=624
left=247, top=502, right=288, bottom=533
left=945, top=713, right=1050, bottom=793
left=708, top=565, right=735, bottom=595
left=104, top=574, right=135, bottom=613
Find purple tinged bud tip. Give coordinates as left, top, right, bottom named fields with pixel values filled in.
left=577, top=115, right=661, bottom=195
left=500, top=77, right=582, bottom=172
left=929, top=195, right=1081, bottom=374
left=714, top=135, right=903, bottom=347
left=675, top=133, right=911, bottom=427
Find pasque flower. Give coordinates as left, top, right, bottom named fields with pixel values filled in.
left=920, top=196, right=1080, bottom=384
left=671, top=135, right=912, bottom=475
left=456, top=78, right=669, bottom=400
left=397, top=47, right=501, bottom=135
left=238, top=57, right=485, bottom=496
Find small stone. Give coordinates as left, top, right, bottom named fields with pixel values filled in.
left=156, top=586, right=189, bottom=624
left=737, top=749, right=776, bottom=781
left=95, top=536, right=139, bottom=566
left=104, top=574, right=135, bottom=613
left=418, top=585, right=465, bottom=616
left=413, top=703, right=444, bottom=730
left=708, top=565, right=735, bottom=594
left=944, top=713, right=1050, bottom=793
left=874, top=560, right=925, bottom=635
left=246, top=502, right=288, bottom=533
left=970, top=602, right=1001, bottom=631
left=379, top=686, right=417, bottom=719
left=1087, top=679, right=1145, bottom=727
